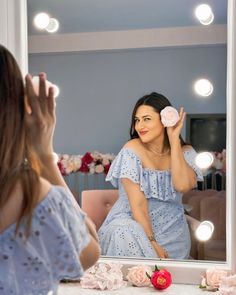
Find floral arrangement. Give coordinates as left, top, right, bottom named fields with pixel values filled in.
left=57, top=151, right=115, bottom=176
left=211, top=149, right=226, bottom=173
left=160, top=106, right=180, bottom=127
left=126, top=265, right=172, bottom=290
left=80, top=262, right=127, bottom=290
left=199, top=268, right=232, bottom=293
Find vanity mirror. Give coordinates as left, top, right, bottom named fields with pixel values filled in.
left=1, top=0, right=235, bottom=284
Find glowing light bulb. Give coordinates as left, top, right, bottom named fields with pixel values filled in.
left=53, top=152, right=59, bottom=164
left=195, top=4, right=214, bottom=25
left=33, top=13, right=50, bottom=29
left=52, top=85, right=60, bottom=97
left=196, top=221, right=214, bottom=241
left=194, top=79, right=213, bottom=97
left=46, top=18, right=59, bottom=33
left=195, top=152, right=214, bottom=169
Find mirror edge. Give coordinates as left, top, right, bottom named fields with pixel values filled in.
left=4, top=0, right=235, bottom=284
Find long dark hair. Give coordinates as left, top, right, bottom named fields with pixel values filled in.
left=129, top=92, right=186, bottom=148
left=0, top=44, right=40, bottom=236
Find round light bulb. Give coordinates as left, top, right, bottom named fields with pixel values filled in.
left=195, top=4, right=214, bottom=25
left=194, top=79, right=213, bottom=97
left=53, top=152, right=59, bottom=164
left=195, top=152, right=214, bottom=169
left=196, top=220, right=214, bottom=241
left=33, top=12, right=50, bottom=30
left=52, top=84, right=60, bottom=97
left=46, top=18, right=59, bottom=33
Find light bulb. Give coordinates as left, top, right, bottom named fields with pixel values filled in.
left=194, top=79, right=213, bottom=97
left=195, top=152, right=214, bottom=169
left=195, top=4, right=214, bottom=25
left=53, top=152, right=59, bottom=164
left=33, top=12, right=50, bottom=30
left=196, top=220, right=214, bottom=241
left=52, top=85, right=60, bottom=97
left=46, top=18, right=59, bottom=33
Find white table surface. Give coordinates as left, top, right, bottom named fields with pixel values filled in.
left=58, top=283, right=216, bottom=295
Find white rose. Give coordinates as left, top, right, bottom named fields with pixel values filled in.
left=160, top=106, right=180, bottom=127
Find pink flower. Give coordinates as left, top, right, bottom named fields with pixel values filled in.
left=126, top=265, right=152, bottom=287
left=219, top=274, right=236, bottom=295
left=160, top=106, right=179, bottom=127
left=95, top=164, right=104, bottom=174
left=206, top=268, right=228, bottom=288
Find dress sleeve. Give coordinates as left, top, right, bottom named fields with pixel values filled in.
left=59, top=189, right=91, bottom=255
left=106, top=148, right=143, bottom=187
left=183, top=148, right=203, bottom=181
left=37, top=187, right=91, bottom=281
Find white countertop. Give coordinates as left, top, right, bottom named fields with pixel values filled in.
left=58, top=283, right=215, bottom=295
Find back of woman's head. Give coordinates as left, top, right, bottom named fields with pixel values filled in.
left=130, top=92, right=172, bottom=139
left=0, top=45, right=25, bottom=170
left=0, top=45, right=40, bottom=235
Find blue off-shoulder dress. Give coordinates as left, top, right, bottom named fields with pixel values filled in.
left=0, top=186, right=90, bottom=295
left=98, top=147, right=203, bottom=259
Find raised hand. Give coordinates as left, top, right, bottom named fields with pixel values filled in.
left=24, top=73, right=56, bottom=161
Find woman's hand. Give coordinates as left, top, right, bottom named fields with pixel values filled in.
left=24, top=73, right=56, bottom=161
left=166, top=107, right=186, bottom=145
left=152, top=242, right=169, bottom=258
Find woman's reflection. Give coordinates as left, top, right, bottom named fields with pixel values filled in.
left=98, top=92, right=203, bottom=259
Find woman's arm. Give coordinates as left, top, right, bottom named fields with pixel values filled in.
left=25, top=73, right=100, bottom=267
left=122, top=178, right=168, bottom=258
left=167, top=108, right=197, bottom=193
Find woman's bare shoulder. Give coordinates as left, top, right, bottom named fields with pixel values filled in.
left=123, top=138, right=143, bottom=153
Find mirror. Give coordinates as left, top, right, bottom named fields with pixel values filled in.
left=2, top=0, right=235, bottom=283
left=27, top=0, right=227, bottom=262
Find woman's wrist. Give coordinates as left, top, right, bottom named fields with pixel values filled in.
left=169, top=137, right=181, bottom=147
left=147, top=234, right=156, bottom=242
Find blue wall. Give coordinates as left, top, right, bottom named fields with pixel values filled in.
left=29, top=45, right=227, bottom=154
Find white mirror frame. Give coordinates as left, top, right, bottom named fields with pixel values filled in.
left=1, top=0, right=235, bottom=284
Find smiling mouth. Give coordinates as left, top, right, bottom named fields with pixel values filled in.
left=139, top=131, right=148, bottom=136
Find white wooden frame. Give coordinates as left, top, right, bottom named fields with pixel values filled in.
left=1, top=0, right=235, bottom=284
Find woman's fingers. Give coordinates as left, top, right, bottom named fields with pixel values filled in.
left=47, top=86, right=56, bottom=117
left=25, top=74, right=41, bottom=115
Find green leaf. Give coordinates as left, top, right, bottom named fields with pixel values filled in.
left=146, top=272, right=151, bottom=279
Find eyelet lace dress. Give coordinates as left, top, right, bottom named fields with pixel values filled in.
left=98, top=147, right=203, bottom=259
left=0, top=186, right=90, bottom=295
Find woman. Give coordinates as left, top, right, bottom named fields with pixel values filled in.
left=0, top=45, right=100, bottom=294
left=98, top=92, right=203, bottom=259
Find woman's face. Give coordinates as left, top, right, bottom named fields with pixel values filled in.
left=134, top=105, right=165, bottom=143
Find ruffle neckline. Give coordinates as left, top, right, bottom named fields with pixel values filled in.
left=106, top=147, right=179, bottom=201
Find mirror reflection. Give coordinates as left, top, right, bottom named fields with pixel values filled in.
left=27, top=0, right=227, bottom=262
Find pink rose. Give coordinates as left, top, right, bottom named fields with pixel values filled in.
left=95, top=164, right=104, bottom=174
left=126, top=265, right=152, bottom=287
left=219, top=274, right=236, bottom=294
left=160, top=106, right=179, bottom=127
left=206, top=268, right=228, bottom=288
